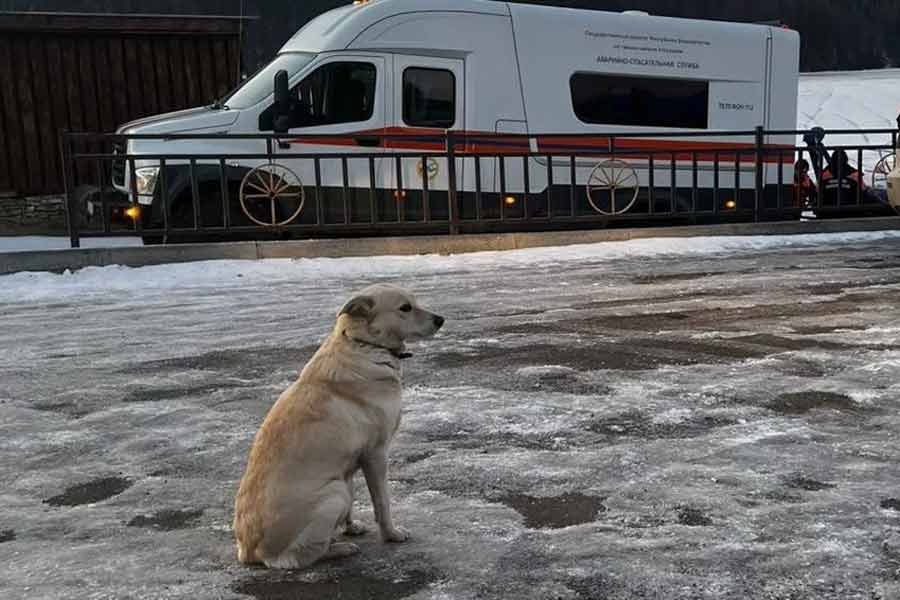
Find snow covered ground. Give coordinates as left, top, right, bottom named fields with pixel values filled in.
left=798, top=69, right=900, bottom=135
left=798, top=68, right=900, bottom=178
left=2, top=232, right=900, bottom=599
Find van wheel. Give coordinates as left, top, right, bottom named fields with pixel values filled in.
left=170, top=186, right=226, bottom=229
left=170, top=198, right=194, bottom=229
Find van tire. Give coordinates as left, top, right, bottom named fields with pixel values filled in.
left=170, top=185, right=226, bottom=230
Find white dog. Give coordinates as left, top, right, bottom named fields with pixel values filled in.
left=233, top=283, right=444, bottom=569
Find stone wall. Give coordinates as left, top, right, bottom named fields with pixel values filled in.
left=0, top=195, right=68, bottom=235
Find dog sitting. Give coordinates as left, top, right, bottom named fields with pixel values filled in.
left=233, top=284, right=444, bottom=569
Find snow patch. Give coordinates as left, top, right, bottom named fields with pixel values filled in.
left=798, top=69, right=900, bottom=178
left=3, top=231, right=900, bottom=303
left=856, top=354, right=900, bottom=373
left=515, top=366, right=579, bottom=378
left=721, top=423, right=813, bottom=447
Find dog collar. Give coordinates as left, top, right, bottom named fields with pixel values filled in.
left=344, top=332, right=412, bottom=360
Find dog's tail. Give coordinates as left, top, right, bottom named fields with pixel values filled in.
left=236, top=541, right=259, bottom=565
left=233, top=508, right=262, bottom=565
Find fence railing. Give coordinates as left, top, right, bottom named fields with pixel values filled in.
left=60, top=127, right=899, bottom=247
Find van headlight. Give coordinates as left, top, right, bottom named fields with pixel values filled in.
left=135, top=167, right=160, bottom=196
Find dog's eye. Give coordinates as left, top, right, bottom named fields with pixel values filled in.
left=399, top=304, right=412, bottom=313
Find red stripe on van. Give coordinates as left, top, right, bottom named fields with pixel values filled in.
left=373, top=128, right=532, bottom=153
left=286, top=128, right=531, bottom=153
left=285, top=128, right=793, bottom=163
left=537, top=137, right=792, bottom=164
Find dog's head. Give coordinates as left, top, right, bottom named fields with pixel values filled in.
left=337, top=284, right=444, bottom=353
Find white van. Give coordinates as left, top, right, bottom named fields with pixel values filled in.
left=112, top=0, right=800, bottom=238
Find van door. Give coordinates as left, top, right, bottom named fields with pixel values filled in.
left=257, top=54, right=387, bottom=226
left=388, top=55, right=464, bottom=223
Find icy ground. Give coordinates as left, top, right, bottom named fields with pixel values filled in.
left=2, top=232, right=900, bottom=600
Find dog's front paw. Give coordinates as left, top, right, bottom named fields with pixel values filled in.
left=325, top=542, right=360, bottom=560
left=381, top=526, right=410, bottom=543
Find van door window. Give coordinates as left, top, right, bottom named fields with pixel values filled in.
left=402, top=67, right=455, bottom=128
left=260, top=61, right=376, bottom=130
left=570, top=73, right=709, bottom=129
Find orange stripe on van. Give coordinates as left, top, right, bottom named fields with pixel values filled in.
left=285, top=128, right=793, bottom=163
left=286, top=128, right=533, bottom=153
left=537, top=137, right=793, bottom=164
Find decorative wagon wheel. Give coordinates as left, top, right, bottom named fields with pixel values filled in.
left=586, top=159, right=640, bottom=215
left=239, top=163, right=305, bottom=227
left=871, top=151, right=896, bottom=190
left=416, top=157, right=439, bottom=182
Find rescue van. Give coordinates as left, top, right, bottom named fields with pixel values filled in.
left=112, top=0, right=800, bottom=237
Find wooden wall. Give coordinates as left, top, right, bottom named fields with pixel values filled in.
left=0, top=13, right=243, bottom=196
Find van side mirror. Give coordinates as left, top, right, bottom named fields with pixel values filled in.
left=273, top=69, right=290, bottom=134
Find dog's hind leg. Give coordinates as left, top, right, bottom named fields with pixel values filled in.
left=263, top=481, right=356, bottom=570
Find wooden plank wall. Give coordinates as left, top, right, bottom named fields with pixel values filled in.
left=0, top=14, right=243, bottom=196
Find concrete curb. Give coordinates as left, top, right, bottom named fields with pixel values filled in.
left=2, top=217, right=899, bottom=275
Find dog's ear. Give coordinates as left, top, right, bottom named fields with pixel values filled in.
left=338, top=295, right=375, bottom=321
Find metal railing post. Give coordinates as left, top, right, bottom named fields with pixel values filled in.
left=446, top=130, right=459, bottom=234
left=60, top=131, right=80, bottom=248
left=754, top=126, right=765, bottom=222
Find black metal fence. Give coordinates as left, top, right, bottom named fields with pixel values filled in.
left=60, top=127, right=899, bottom=247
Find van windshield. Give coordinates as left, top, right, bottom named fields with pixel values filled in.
left=221, top=52, right=316, bottom=110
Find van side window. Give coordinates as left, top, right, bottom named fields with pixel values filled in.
left=259, top=61, right=376, bottom=130
left=570, top=73, right=709, bottom=129
left=403, top=68, right=455, bottom=128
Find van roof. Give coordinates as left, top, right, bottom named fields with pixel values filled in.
left=280, top=0, right=787, bottom=54
left=280, top=0, right=509, bottom=53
